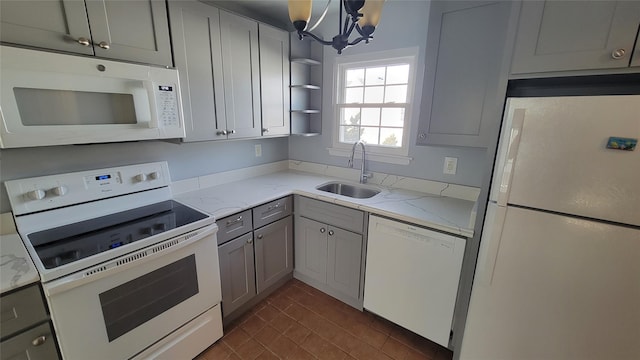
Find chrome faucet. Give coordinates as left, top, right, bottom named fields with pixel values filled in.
left=348, top=140, right=372, bottom=183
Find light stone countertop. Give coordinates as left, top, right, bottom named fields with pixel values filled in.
left=0, top=233, right=39, bottom=294
left=176, top=170, right=477, bottom=238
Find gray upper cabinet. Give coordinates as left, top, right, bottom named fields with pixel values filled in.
left=511, top=1, right=640, bottom=75
left=219, top=10, right=262, bottom=140
left=169, top=1, right=264, bottom=141
left=1, top=0, right=172, bottom=67
left=416, top=1, right=514, bottom=148
left=168, top=0, right=226, bottom=142
left=259, top=24, right=291, bottom=137
left=0, top=0, right=93, bottom=55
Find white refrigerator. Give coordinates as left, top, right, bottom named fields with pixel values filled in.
left=460, top=95, right=640, bottom=360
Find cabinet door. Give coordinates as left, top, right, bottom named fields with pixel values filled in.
left=259, top=24, right=290, bottom=137
left=168, top=0, right=226, bottom=142
left=0, top=322, right=59, bottom=360
left=218, top=233, right=256, bottom=317
left=327, top=226, right=362, bottom=299
left=255, top=216, right=293, bottom=293
left=85, top=0, right=172, bottom=66
left=416, top=1, right=513, bottom=148
left=219, top=10, right=262, bottom=139
left=294, top=216, right=328, bottom=283
left=511, top=1, right=640, bottom=74
left=0, top=0, right=93, bottom=55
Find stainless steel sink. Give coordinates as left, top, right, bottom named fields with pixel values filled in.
left=315, top=181, right=380, bottom=199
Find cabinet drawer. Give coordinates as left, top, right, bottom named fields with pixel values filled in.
left=216, top=210, right=253, bottom=245
left=0, top=321, right=59, bottom=360
left=253, top=196, right=292, bottom=228
left=0, top=285, right=48, bottom=339
left=295, top=196, right=364, bottom=234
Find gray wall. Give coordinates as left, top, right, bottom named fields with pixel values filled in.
left=0, top=137, right=288, bottom=213
left=288, top=0, right=488, bottom=188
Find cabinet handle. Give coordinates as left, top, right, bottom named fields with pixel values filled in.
left=257, top=234, right=264, bottom=240
left=320, top=227, right=326, bottom=233
left=611, top=48, right=626, bottom=59
left=328, top=230, right=334, bottom=236
left=216, top=130, right=228, bottom=136
left=77, top=37, right=91, bottom=46
left=225, top=216, right=242, bottom=226
left=32, top=336, right=47, bottom=346
left=262, top=128, right=269, bottom=133
left=247, top=238, right=253, bottom=244
left=418, top=132, right=426, bottom=140
left=228, top=129, right=236, bottom=134
left=98, top=41, right=110, bottom=49
left=267, top=203, right=281, bottom=211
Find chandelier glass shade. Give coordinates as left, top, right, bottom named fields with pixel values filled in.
left=288, top=0, right=385, bottom=54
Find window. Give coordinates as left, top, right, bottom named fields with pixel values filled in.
left=331, top=48, right=418, bottom=164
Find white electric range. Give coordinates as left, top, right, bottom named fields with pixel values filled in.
left=5, top=162, right=222, bottom=360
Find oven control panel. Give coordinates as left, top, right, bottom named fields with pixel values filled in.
left=5, top=162, right=171, bottom=215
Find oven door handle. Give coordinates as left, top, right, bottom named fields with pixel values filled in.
left=43, top=224, right=218, bottom=297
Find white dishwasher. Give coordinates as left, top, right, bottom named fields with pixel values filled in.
left=364, top=215, right=466, bottom=347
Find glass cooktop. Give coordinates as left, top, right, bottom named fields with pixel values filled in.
left=29, top=200, right=209, bottom=269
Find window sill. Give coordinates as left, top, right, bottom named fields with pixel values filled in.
left=327, top=147, right=413, bottom=165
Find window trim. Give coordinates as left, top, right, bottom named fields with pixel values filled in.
left=330, top=47, right=419, bottom=164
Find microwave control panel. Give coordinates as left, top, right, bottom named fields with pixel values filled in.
left=155, top=84, right=180, bottom=128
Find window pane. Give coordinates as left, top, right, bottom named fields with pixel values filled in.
left=384, top=85, right=407, bottom=103
left=365, top=67, right=385, bottom=86
left=364, top=86, right=384, bottom=103
left=361, top=126, right=380, bottom=145
left=361, top=108, right=380, bottom=126
left=341, top=108, right=361, bottom=125
left=340, top=125, right=362, bottom=143
left=380, top=127, right=403, bottom=147
left=346, top=68, right=364, bottom=87
left=381, top=108, right=405, bottom=127
left=386, top=64, right=410, bottom=84
left=345, top=87, right=363, bottom=103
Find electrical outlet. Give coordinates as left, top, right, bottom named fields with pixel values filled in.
left=255, top=144, right=262, bottom=157
left=443, top=157, right=457, bottom=175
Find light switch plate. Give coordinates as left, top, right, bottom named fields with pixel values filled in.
left=255, top=144, right=262, bottom=157
left=444, top=157, right=457, bottom=175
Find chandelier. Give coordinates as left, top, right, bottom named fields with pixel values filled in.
left=288, top=0, right=385, bottom=54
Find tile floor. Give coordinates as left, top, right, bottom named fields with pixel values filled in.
left=196, top=279, right=454, bottom=360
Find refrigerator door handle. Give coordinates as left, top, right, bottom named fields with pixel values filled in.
left=476, top=204, right=507, bottom=286
left=496, top=109, right=525, bottom=206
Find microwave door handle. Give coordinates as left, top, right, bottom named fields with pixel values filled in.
left=144, top=81, right=159, bottom=129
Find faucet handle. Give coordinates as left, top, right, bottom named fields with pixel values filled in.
left=362, top=172, right=373, bottom=183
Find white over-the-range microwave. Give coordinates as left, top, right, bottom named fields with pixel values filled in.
left=0, top=45, right=185, bottom=148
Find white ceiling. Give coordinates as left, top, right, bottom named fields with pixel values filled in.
left=203, top=0, right=340, bottom=31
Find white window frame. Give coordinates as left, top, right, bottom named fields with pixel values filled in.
left=329, top=47, right=419, bottom=165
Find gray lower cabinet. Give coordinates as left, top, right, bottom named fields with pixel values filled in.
left=1, top=284, right=59, bottom=360
left=294, top=196, right=365, bottom=309
left=416, top=1, right=514, bottom=148
left=216, top=197, right=293, bottom=319
left=218, top=232, right=256, bottom=317
left=254, top=216, right=293, bottom=293
left=0, top=0, right=172, bottom=66
left=511, top=0, right=640, bottom=74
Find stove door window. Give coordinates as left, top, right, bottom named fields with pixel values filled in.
left=99, top=255, right=198, bottom=342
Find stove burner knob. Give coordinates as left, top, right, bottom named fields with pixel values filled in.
left=26, top=189, right=46, bottom=200
left=148, top=171, right=160, bottom=180
left=51, top=185, right=68, bottom=196
left=134, top=173, right=147, bottom=182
